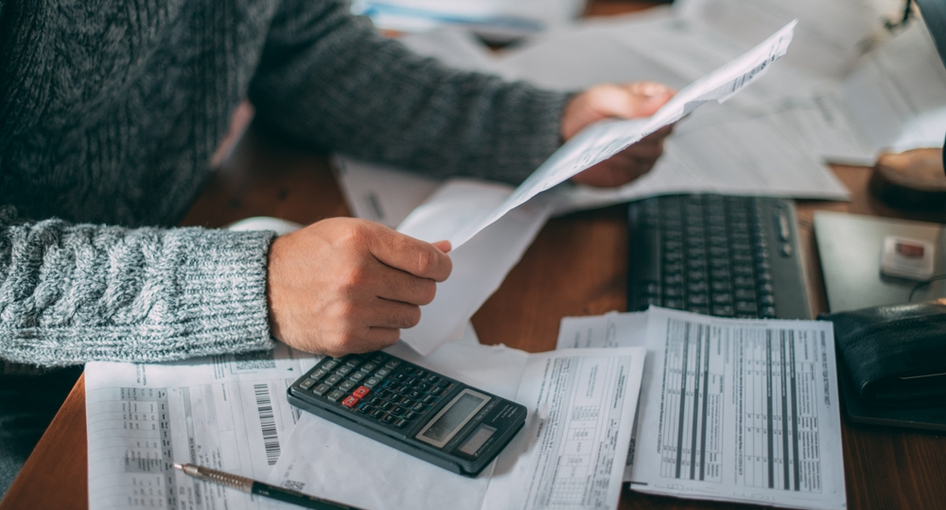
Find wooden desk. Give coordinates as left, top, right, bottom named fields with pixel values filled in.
left=4, top=2, right=946, bottom=507
left=4, top=120, right=946, bottom=510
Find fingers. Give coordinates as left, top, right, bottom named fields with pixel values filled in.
left=562, top=81, right=675, bottom=140
left=367, top=227, right=453, bottom=282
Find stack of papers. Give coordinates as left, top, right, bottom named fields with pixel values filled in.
left=558, top=307, right=846, bottom=510
left=85, top=338, right=647, bottom=510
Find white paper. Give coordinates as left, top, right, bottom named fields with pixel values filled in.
left=351, top=0, right=586, bottom=42
left=396, top=179, right=555, bottom=355
left=556, top=308, right=846, bottom=510
left=85, top=344, right=319, bottom=510
left=441, top=20, right=796, bottom=248
left=333, top=156, right=442, bottom=228
left=266, top=345, right=645, bottom=510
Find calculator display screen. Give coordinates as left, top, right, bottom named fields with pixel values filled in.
left=417, top=390, right=489, bottom=448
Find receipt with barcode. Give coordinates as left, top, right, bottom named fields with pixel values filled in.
left=85, top=343, right=319, bottom=510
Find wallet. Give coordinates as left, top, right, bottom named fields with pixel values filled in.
left=822, top=301, right=946, bottom=407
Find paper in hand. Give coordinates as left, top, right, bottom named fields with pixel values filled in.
left=441, top=19, right=797, bottom=248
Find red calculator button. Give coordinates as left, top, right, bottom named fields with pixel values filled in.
left=353, top=386, right=370, bottom=399
left=342, top=395, right=360, bottom=408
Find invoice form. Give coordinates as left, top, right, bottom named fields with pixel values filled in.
left=557, top=308, right=845, bottom=510
left=85, top=344, right=319, bottom=510
left=266, top=344, right=645, bottom=510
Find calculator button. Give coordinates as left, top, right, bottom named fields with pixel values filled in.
left=384, top=360, right=401, bottom=369
left=310, top=369, right=329, bottom=381
left=370, top=355, right=385, bottom=365
left=321, top=360, right=339, bottom=370
left=416, top=382, right=430, bottom=392
left=404, top=411, right=419, bottom=421
left=394, top=419, right=408, bottom=429
left=349, top=371, right=366, bottom=382
left=424, top=374, right=440, bottom=384
left=369, top=409, right=384, bottom=419
left=312, top=384, right=331, bottom=396
left=393, top=373, right=406, bottom=381
left=342, top=396, right=359, bottom=408
left=375, top=368, right=391, bottom=378
left=356, top=403, right=372, bottom=414
left=325, top=374, right=342, bottom=386
left=339, top=380, right=356, bottom=392
left=353, top=386, right=370, bottom=399
left=327, top=390, right=345, bottom=402
left=389, top=406, right=405, bottom=417
left=361, top=363, right=377, bottom=372
left=436, top=379, right=450, bottom=388
left=428, top=386, right=443, bottom=396
left=344, top=359, right=360, bottom=368
left=379, top=401, right=393, bottom=411
left=367, top=396, right=382, bottom=406
left=381, top=414, right=395, bottom=425
left=421, top=395, right=437, bottom=405
left=335, top=365, right=353, bottom=376
left=364, top=377, right=382, bottom=388
left=411, top=402, right=426, bottom=412
left=299, top=378, right=316, bottom=390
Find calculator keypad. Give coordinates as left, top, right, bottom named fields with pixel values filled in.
left=298, top=353, right=455, bottom=430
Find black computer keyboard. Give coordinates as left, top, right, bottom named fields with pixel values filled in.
left=627, top=194, right=811, bottom=319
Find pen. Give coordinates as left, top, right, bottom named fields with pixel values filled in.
left=173, top=463, right=366, bottom=510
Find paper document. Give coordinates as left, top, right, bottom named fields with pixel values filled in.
left=85, top=345, right=319, bottom=510
left=397, top=180, right=555, bottom=355
left=557, top=308, right=845, bottom=510
left=443, top=20, right=796, bottom=248
left=267, top=343, right=646, bottom=510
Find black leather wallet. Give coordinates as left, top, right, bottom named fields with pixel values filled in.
left=821, top=301, right=946, bottom=430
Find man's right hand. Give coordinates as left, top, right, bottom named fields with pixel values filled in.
left=266, top=218, right=452, bottom=357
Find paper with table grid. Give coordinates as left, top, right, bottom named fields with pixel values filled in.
left=557, top=308, right=845, bottom=510
left=85, top=344, right=319, bottom=510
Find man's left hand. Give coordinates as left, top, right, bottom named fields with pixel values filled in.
left=562, top=81, right=675, bottom=188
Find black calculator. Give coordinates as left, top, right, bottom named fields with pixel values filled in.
left=287, top=351, right=528, bottom=477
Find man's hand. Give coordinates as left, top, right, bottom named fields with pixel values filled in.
left=266, top=218, right=452, bottom=357
left=562, top=81, right=675, bottom=188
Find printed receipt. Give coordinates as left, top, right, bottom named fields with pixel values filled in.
left=266, top=347, right=645, bottom=510
left=85, top=344, right=318, bottom=510
left=557, top=308, right=845, bottom=510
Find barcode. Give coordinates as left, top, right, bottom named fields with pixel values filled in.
left=254, top=383, right=281, bottom=465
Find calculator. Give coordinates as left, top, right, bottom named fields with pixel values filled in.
left=287, top=351, right=528, bottom=477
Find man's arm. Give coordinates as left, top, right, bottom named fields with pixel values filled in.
left=247, top=0, right=569, bottom=184
left=0, top=208, right=276, bottom=367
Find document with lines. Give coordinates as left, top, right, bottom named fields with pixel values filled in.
left=557, top=308, right=844, bottom=510
left=85, top=344, right=318, bottom=510
left=266, top=344, right=645, bottom=510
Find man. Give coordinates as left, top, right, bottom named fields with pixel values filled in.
left=0, top=0, right=671, bottom=494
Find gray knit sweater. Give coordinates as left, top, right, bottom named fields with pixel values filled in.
left=0, top=0, right=569, bottom=368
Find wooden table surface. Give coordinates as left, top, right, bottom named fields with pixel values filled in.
left=4, top=2, right=946, bottom=509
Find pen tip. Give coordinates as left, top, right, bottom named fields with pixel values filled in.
left=173, top=463, right=183, bottom=471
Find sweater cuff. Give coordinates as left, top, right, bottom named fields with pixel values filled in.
left=167, top=228, right=278, bottom=359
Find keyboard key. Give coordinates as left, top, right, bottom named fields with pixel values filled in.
left=327, top=390, right=345, bottom=402
left=353, top=386, right=370, bottom=399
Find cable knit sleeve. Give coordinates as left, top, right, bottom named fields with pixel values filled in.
left=247, top=0, right=571, bottom=184
left=0, top=208, right=277, bottom=367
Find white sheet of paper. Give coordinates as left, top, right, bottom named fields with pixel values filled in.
left=333, top=156, right=441, bottom=228
left=676, top=0, right=877, bottom=81
left=396, top=179, right=555, bottom=355
left=85, top=344, right=319, bottom=510
left=482, top=348, right=646, bottom=510
left=443, top=20, right=796, bottom=248
left=556, top=308, right=846, bottom=510
left=840, top=21, right=946, bottom=154
left=266, top=344, right=645, bottom=510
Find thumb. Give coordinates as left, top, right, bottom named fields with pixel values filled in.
left=431, top=240, right=452, bottom=253
left=615, top=82, right=674, bottom=118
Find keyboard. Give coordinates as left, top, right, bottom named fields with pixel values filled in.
left=627, top=194, right=811, bottom=319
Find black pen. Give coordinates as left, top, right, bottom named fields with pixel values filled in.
left=173, top=463, right=366, bottom=510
